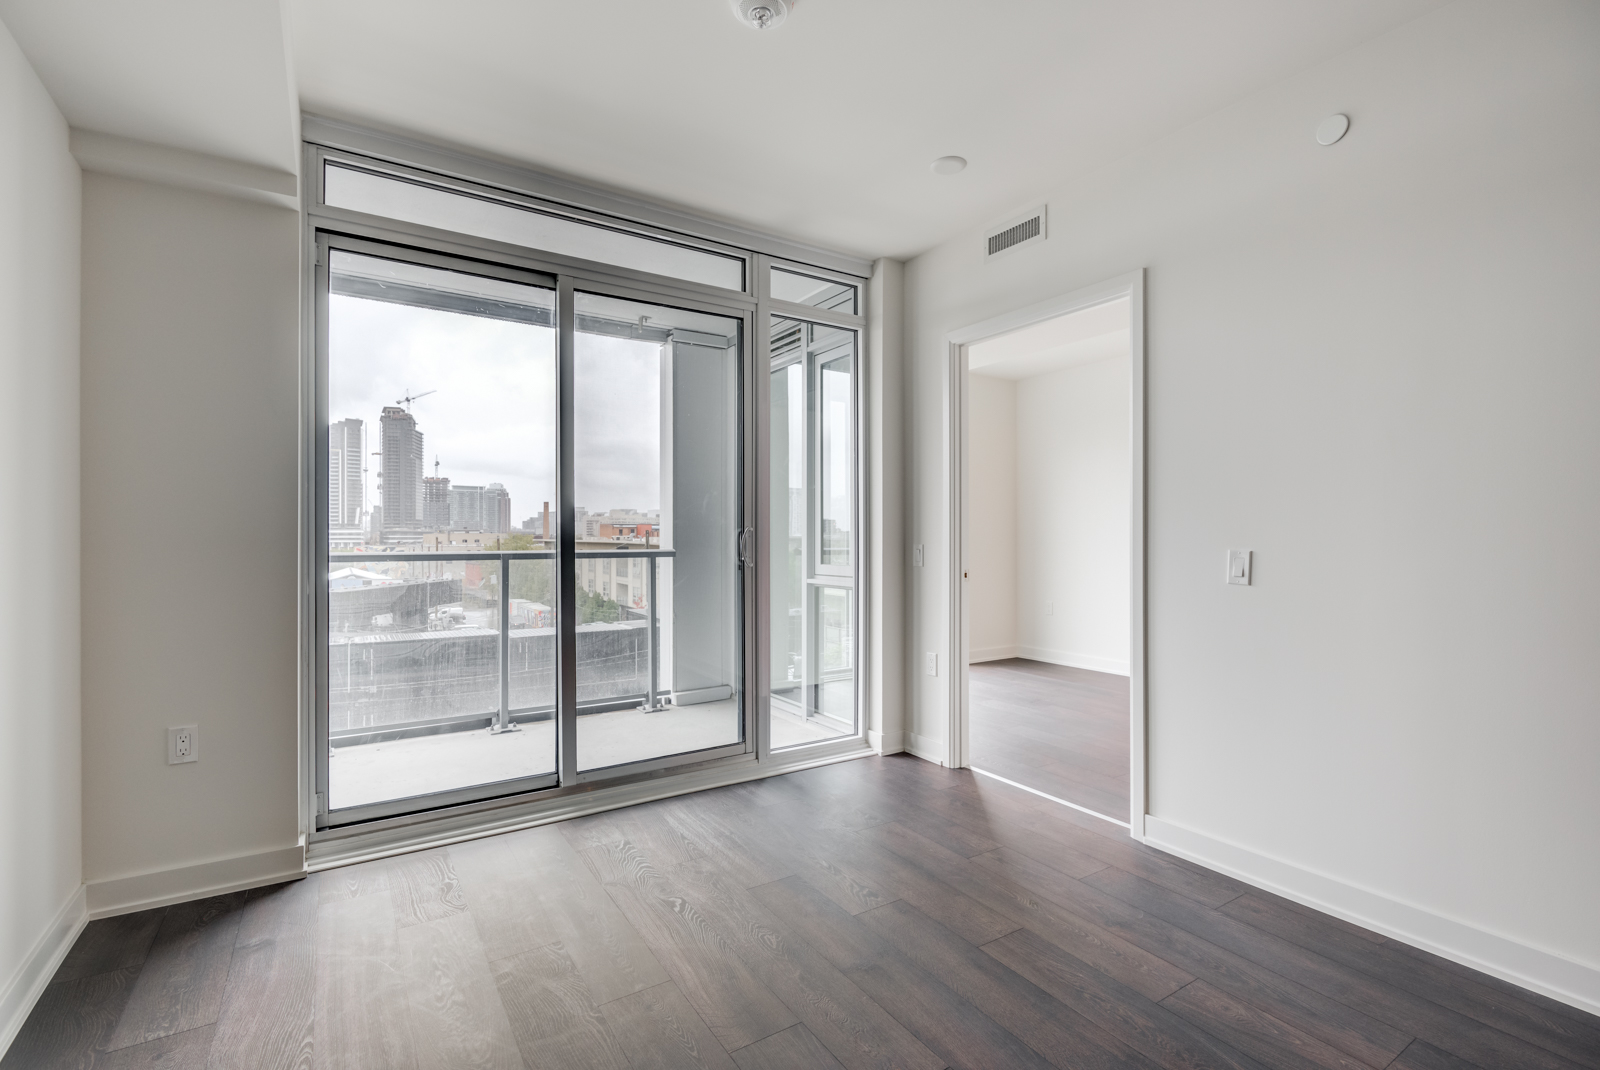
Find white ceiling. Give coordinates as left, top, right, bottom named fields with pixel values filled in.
left=0, top=0, right=299, bottom=174
left=288, top=0, right=1445, bottom=259
left=969, top=297, right=1129, bottom=380
left=0, top=0, right=1446, bottom=260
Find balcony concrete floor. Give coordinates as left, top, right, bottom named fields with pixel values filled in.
left=328, top=699, right=843, bottom=809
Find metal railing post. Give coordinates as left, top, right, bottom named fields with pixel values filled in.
left=492, top=553, right=519, bottom=733
left=640, top=555, right=665, bottom=712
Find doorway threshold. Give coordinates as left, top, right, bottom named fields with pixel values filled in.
left=307, top=737, right=874, bottom=871
left=969, top=765, right=1130, bottom=830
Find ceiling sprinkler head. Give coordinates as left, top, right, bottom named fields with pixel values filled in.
left=732, top=0, right=792, bottom=30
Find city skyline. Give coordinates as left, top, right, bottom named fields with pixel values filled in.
left=328, top=293, right=667, bottom=538
left=329, top=293, right=554, bottom=531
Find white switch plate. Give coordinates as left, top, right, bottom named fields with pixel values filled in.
left=912, top=544, right=924, bottom=567
left=168, top=725, right=199, bottom=764
left=1045, top=600, right=1054, bottom=617
left=925, top=652, right=938, bottom=677
left=1227, top=549, right=1252, bottom=586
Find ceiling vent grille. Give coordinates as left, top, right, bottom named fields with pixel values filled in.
left=984, top=205, right=1047, bottom=260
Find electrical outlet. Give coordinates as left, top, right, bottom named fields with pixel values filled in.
left=925, top=652, right=938, bottom=677
left=168, top=725, right=199, bottom=764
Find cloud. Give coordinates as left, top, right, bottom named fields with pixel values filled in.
left=329, top=295, right=668, bottom=524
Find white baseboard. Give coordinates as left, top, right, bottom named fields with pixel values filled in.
left=906, top=731, right=946, bottom=765
left=86, top=845, right=307, bottom=920
left=968, top=645, right=1018, bottom=663
left=867, top=729, right=904, bottom=755
left=1144, top=816, right=1600, bottom=1017
left=0, top=885, right=87, bottom=1059
left=1016, top=645, right=1130, bottom=676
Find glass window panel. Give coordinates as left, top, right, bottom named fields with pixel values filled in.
left=816, top=585, right=856, bottom=730
left=770, top=361, right=804, bottom=725
left=769, top=315, right=857, bottom=748
left=508, top=558, right=556, bottom=713
left=771, top=266, right=857, bottom=314
left=819, top=348, right=854, bottom=571
left=574, top=291, right=743, bottom=771
left=325, top=250, right=556, bottom=811
left=326, top=165, right=745, bottom=291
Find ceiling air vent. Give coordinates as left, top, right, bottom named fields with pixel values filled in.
left=984, top=205, right=1047, bottom=261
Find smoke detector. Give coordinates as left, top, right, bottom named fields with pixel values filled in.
left=731, top=0, right=792, bottom=30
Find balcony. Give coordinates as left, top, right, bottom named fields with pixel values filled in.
left=325, top=548, right=828, bottom=812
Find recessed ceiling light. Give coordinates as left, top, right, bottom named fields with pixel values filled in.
left=931, top=156, right=967, bottom=176
left=731, top=0, right=792, bottom=30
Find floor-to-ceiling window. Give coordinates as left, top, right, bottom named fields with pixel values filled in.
left=308, top=143, right=865, bottom=830
left=769, top=308, right=859, bottom=747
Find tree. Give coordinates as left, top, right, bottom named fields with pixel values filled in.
left=578, top=588, right=621, bottom=623
left=489, top=533, right=623, bottom=622
left=498, top=533, right=555, bottom=605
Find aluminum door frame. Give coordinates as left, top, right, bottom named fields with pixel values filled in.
left=309, top=229, right=756, bottom=830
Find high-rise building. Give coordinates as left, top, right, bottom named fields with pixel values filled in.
left=484, top=483, right=511, bottom=534
left=379, top=406, right=425, bottom=535
left=329, top=418, right=364, bottom=527
left=446, top=483, right=511, bottom=533
left=449, top=484, right=484, bottom=529
left=422, top=475, right=451, bottom=529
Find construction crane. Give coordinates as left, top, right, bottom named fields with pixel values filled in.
left=396, top=389, right=436, bottom=411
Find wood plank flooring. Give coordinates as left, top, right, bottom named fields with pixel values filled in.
left=8, top=756, right=1597, bottom=1070
left=969, top=658, right=1131, bottom=819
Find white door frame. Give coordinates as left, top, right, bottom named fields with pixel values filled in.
left=944, top=270, right=1147, bottom=839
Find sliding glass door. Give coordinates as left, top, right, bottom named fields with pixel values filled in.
left=572, top=292, right=744, bottom=773
left=322, top=249, right=559, bottom=815
left=315, top=238, right=750, bottom=826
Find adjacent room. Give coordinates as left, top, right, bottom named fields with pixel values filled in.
left=965, top=297, right=1133, bottom=823
left=2, top=2, right=1598, bottom=1068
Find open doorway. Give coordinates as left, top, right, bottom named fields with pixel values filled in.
left=949, top=274, right=1144, bottom=831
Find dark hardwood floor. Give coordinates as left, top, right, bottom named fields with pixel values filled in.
left=969, top=658, right=1131, bottom=820
left=8, top=755, right=1598, bottom=1069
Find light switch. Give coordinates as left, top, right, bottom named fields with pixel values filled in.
left=1227, top=549, right=1252, bottom=586
left=912, top=544, right=924, bottom=567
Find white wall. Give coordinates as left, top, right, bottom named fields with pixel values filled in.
left=906, top=0, right=1600, bottom=1005
left=80, top=172, right=301, bottom=906
left=866, top=258, right=905, bottom=754
left=0, top=14, right=81, bottom=1051
left=1015, top=354, right=1130, bottom=674
left=966, top=373, right=1017, bottom=661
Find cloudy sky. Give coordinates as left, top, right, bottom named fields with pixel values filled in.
left=329, top=294, right=663, bottom=525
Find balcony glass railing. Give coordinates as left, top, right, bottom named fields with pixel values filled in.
left=327, top=548, right=675, bottom=748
